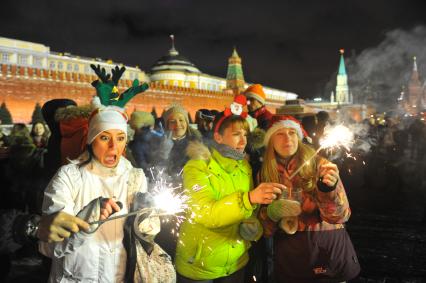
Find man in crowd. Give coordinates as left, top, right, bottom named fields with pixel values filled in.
left=244, top=84, right=273, bottom=130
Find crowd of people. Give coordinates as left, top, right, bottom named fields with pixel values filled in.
left=1, top=64, right=425, bottom=283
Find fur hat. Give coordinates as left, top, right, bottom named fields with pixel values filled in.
left=264, top=115, right=307, bottom=146
left=130, top=111, right=155, bottom=130
left=87, top=106, right=128, bottom=144
left=162, top=104, right=189, bottom=127
left=244, top=84, right=266, bottom=105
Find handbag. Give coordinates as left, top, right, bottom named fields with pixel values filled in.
left=125, top=168, right=176, bottom=283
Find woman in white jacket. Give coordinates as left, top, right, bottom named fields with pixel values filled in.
left=40, top=105, right=172, bottom=283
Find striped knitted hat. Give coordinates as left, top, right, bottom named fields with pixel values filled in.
left=244, top=84, right=266, bottom=105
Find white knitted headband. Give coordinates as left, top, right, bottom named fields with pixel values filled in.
left=87, top=106, right=128, bottom=144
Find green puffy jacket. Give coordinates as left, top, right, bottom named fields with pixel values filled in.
left=175, top=142, right=256, bottom=280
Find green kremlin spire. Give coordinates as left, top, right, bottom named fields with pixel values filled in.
left=338, top=48, right=347, bottom=75
left=226, top=47, right=245, bottom=93
left=335, top=49, right=350, bottom=104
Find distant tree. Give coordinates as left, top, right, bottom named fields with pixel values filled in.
left=151, top=106, right=158, bottom=119
left=0, top=102, right=13, bottom=124
left=31, top=103, right=45, bottom=124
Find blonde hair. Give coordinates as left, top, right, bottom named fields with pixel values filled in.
left=261, top=139, right=318, bottom=191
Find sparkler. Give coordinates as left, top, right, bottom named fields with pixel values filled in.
left=89, top=167, right=188, bottom=226
left=288, top=124, right=354, bottom=180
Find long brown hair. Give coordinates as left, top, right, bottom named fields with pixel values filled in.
left=261, top=138, right=318, bottom=191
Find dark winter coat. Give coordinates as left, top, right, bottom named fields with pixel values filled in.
left=249, top=106, right=273, bottom=130
left=129, top=127, right=161, bottom=175
left=155, top=127, right=202, bottom=177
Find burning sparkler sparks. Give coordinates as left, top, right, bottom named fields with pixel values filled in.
left=289, top=124, right=355, bottom=180
left=149, top=167, right=188, bottom=213
left=89, top=167, right=188, bottom=226
left=152, top=188, right=188, bottom=215
left=320, top=124, right=354, bottom=152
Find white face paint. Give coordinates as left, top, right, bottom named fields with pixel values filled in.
left=230, top=102, right=243, bottom=115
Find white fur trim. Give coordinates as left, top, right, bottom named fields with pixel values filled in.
left=263, top=120, right=303, bottom=146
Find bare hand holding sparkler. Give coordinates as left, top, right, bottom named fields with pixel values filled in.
left=289, top=124, right=354, bottom=180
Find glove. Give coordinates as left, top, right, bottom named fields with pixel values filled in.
left=266, top=199, right=302, bottom=222
left=158, top=131, right=174, bottom=160
left=279, top=216, right=299, bottom=235
left=317, top=177, right=338, bottom=193
left=132, top=192, right=155, bottom=211
left=239, top=217, right=263, bottom=241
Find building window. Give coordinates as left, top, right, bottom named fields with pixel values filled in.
left=49, top=61, right=56, bottom=69
left=74, top=64, right=79, bottom=72
left=19, top=55, right=28, bottom=65
left=84, top=65, right=90, bottom=73
left=1, top=53, right=9, bottom=63
left=34, top=57, right=42, bottom=67
left=67, top=63, right=72, bottom=72
left=58, top=62, right=63, bottom=70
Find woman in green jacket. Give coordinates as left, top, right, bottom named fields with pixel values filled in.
left=175, top=96, right=284, bottom=283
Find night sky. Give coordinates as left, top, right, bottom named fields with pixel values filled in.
left=1, top=0, right=426, bottom=99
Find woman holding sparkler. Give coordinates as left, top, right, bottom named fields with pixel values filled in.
left=39, top=65, right=174, bottom=282
left=175, top=95, right=284, bottom=283
left=259, top=115, right=360, bottom=283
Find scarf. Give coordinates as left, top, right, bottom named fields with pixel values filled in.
left=212, top=142, right=245, bottom=160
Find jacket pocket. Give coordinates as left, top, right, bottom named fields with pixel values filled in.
left=187, top=241, right=203, bottom=264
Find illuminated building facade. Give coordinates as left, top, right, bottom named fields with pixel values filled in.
left=0, top=36, right=297, bottom=123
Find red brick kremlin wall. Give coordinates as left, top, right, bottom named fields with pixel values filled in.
left=0, top=65, right=232, bottom=123
left=0, top=64, right=282, bottom=123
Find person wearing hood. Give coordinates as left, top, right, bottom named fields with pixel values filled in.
left=128, top=111, right=160, bottom=176
left=42, top=99, right=77, bottom=179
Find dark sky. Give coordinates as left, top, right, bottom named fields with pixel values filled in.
left=1, top=0, right=426, bottom=98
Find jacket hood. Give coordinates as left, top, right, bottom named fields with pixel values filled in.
left=55, top=105, right=92, bottom=122
left=186, top=140, right=211, bottom=161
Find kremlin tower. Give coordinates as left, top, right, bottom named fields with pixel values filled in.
left=225, top=48, right=245, bottom=95
left=332, top=49, right=351, bottom=104
left=404, top=56, right=424, bottom=114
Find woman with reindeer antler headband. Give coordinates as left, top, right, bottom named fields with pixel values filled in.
left=39, top=65, right=175, bottom=283
left=175, top=95, right=285, bottom=283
